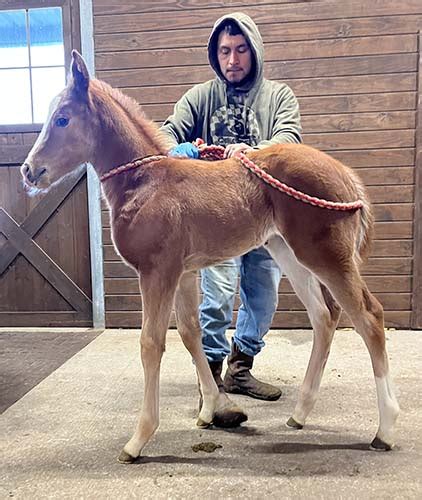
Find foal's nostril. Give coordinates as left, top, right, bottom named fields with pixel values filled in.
left=21, top=163, right=46, bottom=185
left=21, top=163, right=33, bottom=182
left=22, top=163, right=30, bottom=176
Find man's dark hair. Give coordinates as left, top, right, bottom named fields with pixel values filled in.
left=219, top=20, right=243, bottom=37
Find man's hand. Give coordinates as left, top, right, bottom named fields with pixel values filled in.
left=168, top=142, right=199, bottom=159
left=224, top=143, right=253, bottom=158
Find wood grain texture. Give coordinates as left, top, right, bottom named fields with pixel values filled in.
left=92, top=0, right=421, bottom=328
left=0, top=167, right=92, bottom=326
left=105, top=275, right=413, bottom=296
left=0, top=166, right=87, bottom=274
left=93, top=0, right=422, bottom=34
left=0, top=0, right=91, bottom=327
left=95, top=35, right=417, bottom=70
left=104, top=310, right=412, bottom=329
left=103, top=238, right=413, bottom=262
left=0, top=312, right=91, bottom=327
left=102, top=256, right=413, bottom=280
left=93, top=0, right=339, bottom=17
left=95, top=15, right=422, bottom=51
left=411, top=31, right=422, bottom=328
left=0, top=144, right=34, bottom=165
left=304, top=130, right=415, bottom=150
left=104, top=292, right=411, bottom=312
left=138, top=100, right=417, bottom=126
left=126, top=90, right=417, bottom=116
left=98, top=69, right=417, bottom=94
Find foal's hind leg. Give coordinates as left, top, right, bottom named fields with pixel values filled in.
left=322, top=272, right=400, bottom=450
left=174, top=271, right=218, bottom=427
left=266, top=237, right=341, bottom=428
left=175, top=270, right=246, bottom=427
left=119, top=268, right=179, bottom=463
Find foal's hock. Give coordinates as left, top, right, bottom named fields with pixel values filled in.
left=21, top=50, right=399, bottom=463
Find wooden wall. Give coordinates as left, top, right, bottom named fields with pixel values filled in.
left=92, top=0, right=422, bottom=329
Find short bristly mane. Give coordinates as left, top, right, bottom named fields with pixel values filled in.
left=89, top=79, right=172, bottom=156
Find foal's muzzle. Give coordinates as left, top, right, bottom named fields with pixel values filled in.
left=21, top=162, right=47, bottom=186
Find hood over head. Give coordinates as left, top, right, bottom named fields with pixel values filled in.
left=208, top=12, right=264, bottom=92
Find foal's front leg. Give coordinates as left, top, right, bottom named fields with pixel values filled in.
left=119, top=269, right=179, bottom=463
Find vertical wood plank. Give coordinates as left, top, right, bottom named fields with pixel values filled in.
left=81, top=0, right=105, bottom=328
left=70, top=0, right=82, bottom=71
left=411, top=31, right=422, bottom=329
left=62, top=0, right=73, bottom=75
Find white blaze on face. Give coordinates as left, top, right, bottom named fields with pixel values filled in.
left=24, top=93, right=62, bottom=168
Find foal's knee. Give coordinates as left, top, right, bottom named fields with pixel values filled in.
left=140, top=334, right=165, bottom=363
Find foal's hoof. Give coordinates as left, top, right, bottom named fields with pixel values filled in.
left=286, top=417, right=303, bottom=429
left=370, top=437, right=393, bottom=451
left=118, top=450, right=138, bottom=464
left=196, top=417, right=212, bottom=429
left=213, top=406, right=248, bottom=428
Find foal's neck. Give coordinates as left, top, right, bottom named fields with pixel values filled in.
left=91, top=81, right=168, bottom=205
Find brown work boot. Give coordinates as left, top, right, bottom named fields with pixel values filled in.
left=223, top=343, right=282, bottom=401
left=199, top=361, right=248, bottom=428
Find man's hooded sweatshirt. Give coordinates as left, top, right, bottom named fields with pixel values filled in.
left=160, top=12, right=302, bottom=149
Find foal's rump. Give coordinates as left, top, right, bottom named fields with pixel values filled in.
left=247, top=143, right=374, bottom=268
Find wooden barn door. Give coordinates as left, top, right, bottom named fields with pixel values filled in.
left=0, top=0, right=93, bottom=327
left=0, top=163, right=92, bottom=327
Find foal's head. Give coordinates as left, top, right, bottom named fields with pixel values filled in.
left=21, top=51, right=96, bottom=191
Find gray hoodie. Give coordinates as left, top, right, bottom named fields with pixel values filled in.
left=160, top=12, right=302, bottom=149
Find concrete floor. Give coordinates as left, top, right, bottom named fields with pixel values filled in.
left=1, top=328, right=421, bottom=499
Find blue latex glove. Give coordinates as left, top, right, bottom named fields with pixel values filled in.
left=169, top=142, right=199, bottom=159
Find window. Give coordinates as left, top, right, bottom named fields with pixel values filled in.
left=0, top=6, right=67, bottom=126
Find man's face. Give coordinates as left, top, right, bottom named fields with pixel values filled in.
left=217, top=32, right=252, bottom=84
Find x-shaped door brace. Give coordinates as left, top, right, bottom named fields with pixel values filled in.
left=0, top=165, right=91, bottom=314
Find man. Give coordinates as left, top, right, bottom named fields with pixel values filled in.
left=161, top=12, right=302, bottom=426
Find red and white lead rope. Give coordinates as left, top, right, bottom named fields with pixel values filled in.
left=99, top=155, right=167, bottom=182
left=196, top=142, right=363, bottom=211
left=100, top=141, right=363, bottom=212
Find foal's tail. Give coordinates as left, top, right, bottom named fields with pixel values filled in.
left=350, top=169, right=374, bottom=266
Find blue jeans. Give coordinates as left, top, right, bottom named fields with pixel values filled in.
left=199, top=246, right=282, bottom=363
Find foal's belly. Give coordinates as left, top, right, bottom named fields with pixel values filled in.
left=182, top=223, right=277, bottom=271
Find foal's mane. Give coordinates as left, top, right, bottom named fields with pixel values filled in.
left=89, top=79, right=171, bottom=155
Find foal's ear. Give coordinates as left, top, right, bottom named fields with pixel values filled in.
left=70, top=50, right=90, bottom=95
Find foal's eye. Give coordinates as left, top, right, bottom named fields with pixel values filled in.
left=55, top=117, right=69, bottom=127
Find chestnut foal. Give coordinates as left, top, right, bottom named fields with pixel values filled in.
left=21, top=51, right=399, bottom=462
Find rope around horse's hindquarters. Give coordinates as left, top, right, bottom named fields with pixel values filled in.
left=196, top=142, right=363, bottom=211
